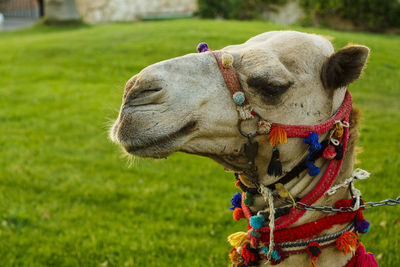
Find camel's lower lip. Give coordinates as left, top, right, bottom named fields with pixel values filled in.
left=123, top=120, right=197, bottom=154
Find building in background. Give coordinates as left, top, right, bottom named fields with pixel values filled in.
left=76, top=0, right=197, bottom=24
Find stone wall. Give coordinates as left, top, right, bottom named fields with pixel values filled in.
left=76, top=0, right=197, bottom=24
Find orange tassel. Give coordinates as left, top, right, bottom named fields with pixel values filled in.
left=336, top=232, right=359, bottom=255
left=268, top=126, right=288, bottom=147
left=229, top=248, right=242, bottom=265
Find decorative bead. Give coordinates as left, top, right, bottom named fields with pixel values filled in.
left=249, top=214, right=265, bottom=229
left=257, top=120, right=271, bottom=135
left=222, top=53, right=234, bottom=68
left=233, top=92, right=245, bottom=106
left=196, top=42, right=209, bottom=53
left=356, top=219, right=370, bottom=234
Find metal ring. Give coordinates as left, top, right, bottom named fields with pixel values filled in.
left=237, top=111, right=261, bottom=138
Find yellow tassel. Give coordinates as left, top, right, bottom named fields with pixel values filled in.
left=268, top=126, right=288, bottom=147
left=228, top=232, right=248, bottom=248
left=335, top=125, right=344, bottom=138
left=275, top=183, right=296, bottom=208
left=229, top=248, right=242, bottom=265
left=222, top=53, right=234, bottom=68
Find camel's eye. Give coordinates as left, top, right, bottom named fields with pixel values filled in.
left=247, top=76, right=293, bottom=97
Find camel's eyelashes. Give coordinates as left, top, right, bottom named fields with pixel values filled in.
left=247, top=75, right=293, bottom=97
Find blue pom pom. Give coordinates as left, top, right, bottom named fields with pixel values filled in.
left=250, top=214, right=265, bottom=229
left=272, top=250, right=281, bottom=260
left=261, top=246, right=269, bottom=256
left=306, top=161, right=320, bottom=176
left=197, top=42, right=209, bottom=53
left=233, top=92, right=245, bottom=106
left=356, top=219, right=370, bottom=234
left=229, top=192, right=242, bottom=210
left=304, top=132, right=321, bottom=152
left=249, top=229, right=261, bottom=237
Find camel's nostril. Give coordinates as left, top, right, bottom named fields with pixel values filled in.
left=124, top=87, right=164, bottom=107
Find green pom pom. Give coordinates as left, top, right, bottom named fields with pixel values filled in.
left=243, top=192, right=254, bottom=206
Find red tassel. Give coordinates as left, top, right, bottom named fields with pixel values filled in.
left=323, top=144, right=337, bottom=160
left=356, top=245, right=378, bottom=267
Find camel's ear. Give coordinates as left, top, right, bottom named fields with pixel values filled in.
left=321, top=45, right=370, bottom=90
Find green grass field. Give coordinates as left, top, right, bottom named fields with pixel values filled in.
left=0, top=19, right=399, bottom=266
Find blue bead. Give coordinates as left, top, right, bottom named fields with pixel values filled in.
left=233, top=92, right=245, bottom=106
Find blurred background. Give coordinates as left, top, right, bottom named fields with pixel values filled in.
left=0, top=0, right=399, bottom=266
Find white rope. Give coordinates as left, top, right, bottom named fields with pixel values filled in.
left=260, top=185, right=275, bottom=261
left=327, top=168, right=370, bottom=195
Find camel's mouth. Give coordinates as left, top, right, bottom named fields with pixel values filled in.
left=122, top=120, right=198, bottom=157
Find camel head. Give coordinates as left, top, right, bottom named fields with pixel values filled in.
left=110, top=31, right=369, bottom=181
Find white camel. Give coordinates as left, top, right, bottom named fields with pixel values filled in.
left=110, top=31, right=376, bottom=267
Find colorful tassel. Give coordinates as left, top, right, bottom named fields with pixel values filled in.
left=268, top=148, right=283, bottom=177
left=228, top=232, right=248, bottom=248
left=222, top=53, right=234, bottom=68
left=323, top=144, right=337, bottom=160
left=306, top=242, right=322, bottom=267
left=355, top=245, right=378, bottom=267
left=249, top=214, right=265, bottom=229
left=356, top=219, right=370, bottom=234
left=268, top=127, right=288, bottom=147
left=229, top=248, right=243, bottom=265
left=230, top=192, right=242, bottom=210
left=243, top=192, right=254, bottom=206
left=336, top=232, right=359, bottom=256
left=241, top=244, right=260, bottom=265
left=197, top=42, right=209, bottom=53
left=233, top=208, right=245, bottom=221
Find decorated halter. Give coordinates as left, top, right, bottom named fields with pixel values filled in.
left=197, top=43, right=379, bottom=267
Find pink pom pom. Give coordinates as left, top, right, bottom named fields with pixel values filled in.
left=323, top=144, right=337, bottom=160
left=356, top=245, right=378, bottom=267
